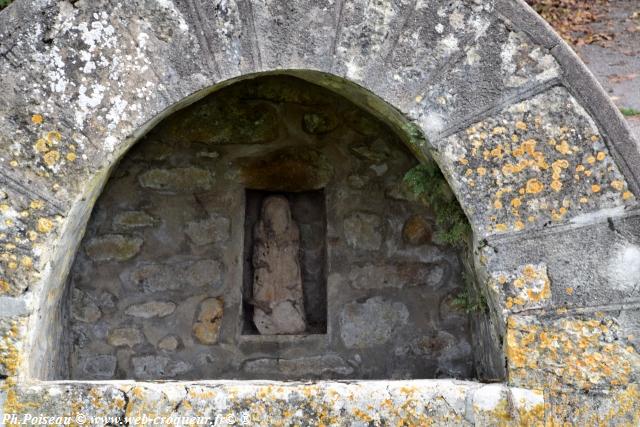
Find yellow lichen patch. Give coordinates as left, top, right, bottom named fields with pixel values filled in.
left=525, top=179, right=544, bottom=194
left=20, top=256, right=32, bottom=269
left=31, top=114, right=44, bottom=125
left=591, top=184, right=601, bottom=193
left=596, top=151, right=606, bottom=161
left=34, top=138, right=50, bottom=153
left=36, top=217, right=55, bottom=234
left=477, top=167, right=487, bottom=176
left=43, top=150, right=60, bottom=166
left=516, top=121, right=527, bottom=130
left=550, top=180, right=562, bottom=192
left=610, top=180, right=624, bottom=191
left=494, top=223, right=508, bottom=232
left=46, top=130, right=62, bottom=142
left=623, top=191, right=633, bottom=200
left=29, top=200, right=45, bottom=210
left=66, top=152, right=77, bottom=162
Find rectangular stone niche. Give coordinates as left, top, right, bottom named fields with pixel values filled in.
left=242, top=189, right=327, bottom=335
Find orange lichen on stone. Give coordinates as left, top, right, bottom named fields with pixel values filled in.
left=506, top=314, right=640, bottom=390
left=31, top=114, right=43, bottom=125
left=489, top=264, right=551, bottom=316
left=610, top=180, right=624, bottom=191
left=554, top=140, right=571, bottom=154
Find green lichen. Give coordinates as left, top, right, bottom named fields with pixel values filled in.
left=403, top=161, right=471, bottom=247
left=620, top=107, right=640, bottom=117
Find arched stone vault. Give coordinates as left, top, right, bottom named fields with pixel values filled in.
left=0, top=0, right=639, bottom=423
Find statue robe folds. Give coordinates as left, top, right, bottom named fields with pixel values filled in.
left=252, top=195, right=306, bottom=334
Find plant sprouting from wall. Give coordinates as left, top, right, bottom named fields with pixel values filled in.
left=403, top=160, right=471, bottom=247
left=0, top=0, right=13, bottom=11
left=451, top=273, right=488, bottom=313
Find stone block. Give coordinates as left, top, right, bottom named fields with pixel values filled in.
left=125, top=301, right=176, bottom=318
left=107, top=328, right=145, bottom=348
left=84, top=234, right=143, bottom=262
left=439, top=86, right=633, bottom=238
left=343, top=211, right=383, bottom=250
left=506, top=310, right=640, bottom=391
left=339, top=297, right=409, bottom=349
left=192, top=298, right=224, bottom=344
left=138, top=167, right=214, bottom=193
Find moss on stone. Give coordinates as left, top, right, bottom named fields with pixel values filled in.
left=403, top=161, right=471, bottom=247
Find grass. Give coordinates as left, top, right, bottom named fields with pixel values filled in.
left=620, top=107, right=640, bottom=117
left=0, top=0, right=12, bottom=10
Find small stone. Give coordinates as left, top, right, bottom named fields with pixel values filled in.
left=192, top=297, right=224, bottom=344
left=348, top=262, right=446, bottom=289
left=121, top=259, right=223, bottom=293
left=85, top=234, right=143, bottom=262
left=196, top=150, right=220, bottom=159
left=71, top=289, right=101, bottom=323
left=402, top=215, right=432, bottom=245
left=349, top=141, right=389, bottom=163
left=131, top=355, right=191, bottom=379
left=343, top=212, right=383, bottom=250
left=370, top=163, right=388, bottom=176
left=347, top=174, right=368, bottom=189
left=107, top=328, right=144, bottom=347
left=302, top=111, right=339, bottom=134
left=72, top=302, right=101, bottom=323
left=344, top=110, right=382, bottom=136
left=340, top=297, right=409, bottom=349
left=125, top=301, right=176, bottom=318
left=112, top=211, right=158, bottom=230
left=158, top=335, right=179, bottom=351
left=79, top=355, right=117, bottom=379
left=185, top=215, right=231, bottom=245
left=138, top=167, right=214, bottom=193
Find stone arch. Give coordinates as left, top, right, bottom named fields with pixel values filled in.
left=1, top=0, right=639, bottom=423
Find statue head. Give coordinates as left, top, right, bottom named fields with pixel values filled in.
left=261, top=195, right=291, bottom=235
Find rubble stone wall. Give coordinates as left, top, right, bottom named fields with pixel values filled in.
left=1, top=0, right=639, bottom=424
left=67, top=76, right=473, bottom=381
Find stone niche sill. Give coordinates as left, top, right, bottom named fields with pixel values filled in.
left=236, top=333, right=328, bottom=344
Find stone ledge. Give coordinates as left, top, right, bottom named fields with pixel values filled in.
left=1, top=380, right=544, bottom=426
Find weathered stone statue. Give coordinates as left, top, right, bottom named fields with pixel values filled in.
left=251, top=195, right=306, bottom=334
